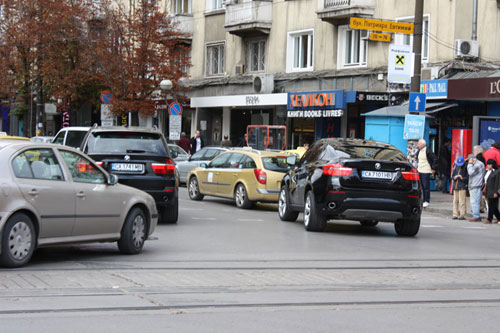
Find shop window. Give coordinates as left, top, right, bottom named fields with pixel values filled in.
left=337, top=25, right=367, bottom=69
left=247, top=39, right=266, bottom=73
left=206, top=42, right=225, bottom=76
left=287, top=29, right=314, bottom=72
left=174, top=0, right=191, bottom=14
left=394, top=15, right=430, bottom=62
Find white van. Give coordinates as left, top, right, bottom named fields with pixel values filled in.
left=52, top=127, right=90, bottom=148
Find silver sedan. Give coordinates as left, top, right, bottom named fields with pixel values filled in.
left=0, top=139, right=158, bottom=267
left=176, top=146, right=228, bottom=183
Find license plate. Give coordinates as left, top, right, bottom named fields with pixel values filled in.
left=111, top=163, right=144, bottom=173
left=361, top=170, right=393, bottom=180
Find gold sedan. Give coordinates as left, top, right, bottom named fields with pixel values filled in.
left=187, top=148, right=291, bottom=209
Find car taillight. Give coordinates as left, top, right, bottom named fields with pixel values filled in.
left=254, top=168, right=267, bottom=185
left=323, top=163, right=352, bottom=177
left=151, top=158, right=175, bottom=175
left=401, top=168, right=420, bottom=181
left=96, top=161, right=103, bottom=167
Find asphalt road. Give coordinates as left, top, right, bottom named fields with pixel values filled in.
left=1, top=188, right=500, bottom=332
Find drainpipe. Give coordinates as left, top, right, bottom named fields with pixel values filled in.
left=472, top=0, right=478, bottom=40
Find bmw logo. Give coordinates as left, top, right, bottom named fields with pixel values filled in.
left=124, top=155, right=130, bottom=161
left=375, top=163, right=381, bottom=170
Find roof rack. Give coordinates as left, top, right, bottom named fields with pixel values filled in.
left=230, top=146, right=262, bottom=155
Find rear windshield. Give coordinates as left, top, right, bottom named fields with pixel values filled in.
left=319, top=144, right=406, bottom=162
left=261, top=156, right=290, bottom=173
left=86, top=132, right=167, bottom=155
left=66, top=131, right=87, bottom=148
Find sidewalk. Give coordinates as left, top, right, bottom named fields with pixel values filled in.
left=424, top=191, right=485, bottom=219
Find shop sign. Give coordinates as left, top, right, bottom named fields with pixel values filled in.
left=369, top=32, right=391, bottom=42
left=349, top=17, right=414, bottom=35
left=403, top=114, right=425, bottom=140
left=287, top=110, right=343, bottom=118
left=480, top=120, right=500, bottom=149
left=357, top=92, right=389, bottom=102
left=420, top=80, right=448, bottom=99
left=387, top=44, right=413, bottom=84
left=287, top=90, right=344, bottom=118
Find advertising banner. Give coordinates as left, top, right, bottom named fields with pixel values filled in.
left=388, top=44, right=413, bottom=84
left=403, top=115, right=425, bottom=140
left=479, top=120, right=500, bottom=149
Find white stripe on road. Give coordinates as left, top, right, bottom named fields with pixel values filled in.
left=180, top=208, right=204, bottom=211
left=421, top=225, right=443, bottom=228
left=192, top=217, right=216, bottom=220
left=237, top=219, right=264, bottom=222
left=462, top=226, right=486, bottom=229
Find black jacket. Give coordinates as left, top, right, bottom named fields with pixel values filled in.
left=438, top=145, right=451, bottom=176
left=416, top=147, right=438, bottom=171
left=476, top=152, right=486, bottom=166
left=190, top=136, right=204, bottom=154
left=485, top=170, right=500, bottom=199
left=451, top=163, right=468, bottom=191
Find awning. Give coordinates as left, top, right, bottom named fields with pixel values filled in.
left=424, top=103, right=458, bottom=114
left=361, top=102, right=455, bottom=117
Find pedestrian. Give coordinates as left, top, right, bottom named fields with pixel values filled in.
left=177, top=132, right=191, bottom=153
left=438, top=138, right=451, bottom=193
left=221, top=134, right=232, bottom=148
left=473, top=145, right=486, bottom=213
left=451, top=156, right=468, bottom=220
left=416, top=139, right=438, bottom=208
left=190, top=130, right=204, bottom=154
left=483, top=159, right=500, bottom=224
left=238, top=133, right=248, bottom=147
left=303, top=142, right=310, bottom=150
left=483, top=142, right=500, bottom=168
left=466, top=153, right=485, bottom=222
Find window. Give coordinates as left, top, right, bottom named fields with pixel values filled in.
left=206, top=0, right=223, bottom=11
left=203, top=148, right=222, bottom=160
left=338, top=25, right=367, bottom=68
left=206, top=42, right=225, bottom=76
left=287, top=30, right=314, bottom=72
left=227, top=153, right=244, bottom=169
left=12, top=149, right=64, bottom=180
left=174, top=0, right=191, bottom=14
left=209, top=153, right=230, bottom=168
left=60, top=150, right=106, bottom=184
left=395, top=15, right=430, bottom=62
left=247, top=40, right=266, bottom=73
left=86, top=131, right=167, bottom=155
left=241, top=156, right=257, bottom=169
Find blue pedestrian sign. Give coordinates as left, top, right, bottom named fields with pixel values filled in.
left=168, top=102, right=183, bottom=116
left=408, top=92, right=426, bottom=112
left=403, top=114, right=425, bottom=140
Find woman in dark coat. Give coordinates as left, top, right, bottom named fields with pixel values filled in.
left=438, top=138, right=451, bottom=193
left=484, top=159, right=500, bottom=224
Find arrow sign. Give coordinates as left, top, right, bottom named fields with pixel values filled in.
left=409, top=92, right=426, bottom=112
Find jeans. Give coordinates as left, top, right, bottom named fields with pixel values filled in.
left=469, top=187, right=481, bottom=219
left=420, top=173, right=431, bottom=203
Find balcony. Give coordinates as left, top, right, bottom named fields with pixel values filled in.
left=170, top=14, right=193, bottom=39
left=317, top=0, right=375, bottom=24
left=225, top=0, right=272, bottom=37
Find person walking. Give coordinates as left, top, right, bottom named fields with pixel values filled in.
left=438, top=138, right=451, bottom=193
left=483, top=159, right=500, bottom=224
left=416, top=139, right=438, bottom=208
left=221, top=134, right=232, bottom=148
left=177, top=132, right=191, bottom=153
left=451, top=156, right=468, bottom=220
left=190, top=130, right=204, bottom=154
left=467, top=153, right=485, bottom=222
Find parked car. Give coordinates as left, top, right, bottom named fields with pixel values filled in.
left=176, top=146, right=228, bottom=184
left=0, top=139, right=158, bottom=267
left=80, top=126, right=179, bottom=223
left=168, top=143, right=190, bottom=162
left=187, top=148, right=292, bottom=209
left=30, top=136, right=54, bottom=143
left=278, top=138, right=422, bottom=236
left=52, top=126, right=90, bottom=148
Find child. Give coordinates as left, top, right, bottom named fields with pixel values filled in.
left=451, top=156, right=468, bottom=220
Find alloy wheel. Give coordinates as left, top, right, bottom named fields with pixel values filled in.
left=8, top=221, right=32, bottom=261
left=304, top=195, right=311, bottom=227
left=278, top=189, right=287, bottom=217
left=132, top=215, right=145, bottom=248
left=236, top=185, right=246, bottom=206
left=189, top=178, right=198, bottom=197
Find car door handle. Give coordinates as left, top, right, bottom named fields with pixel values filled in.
left=233, top=174, right=238, bottom=177
left=76, top=191, right=86, bottom=198
left=28, top=189, right=38, bottom=196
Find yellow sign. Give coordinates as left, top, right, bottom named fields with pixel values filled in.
left=395, top=54, right=405, bottom=65
left=350, top=17, right=414, bottom=35
left=369, top=32, right=392, bottom=42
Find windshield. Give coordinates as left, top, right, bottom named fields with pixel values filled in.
left=261, top=156, right=290, bottom=173
left=86, top=132, right=167, bottom=155
left=319, top=144, right=407, bottom=162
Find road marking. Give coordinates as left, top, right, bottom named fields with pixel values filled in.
left=192, top=217, right=216, bottom=220
left=462, top=226, right=486, bottom=229
left=180, top=208, right=204, bottom=211
left=237, top=219, right=264, bottom=222
left=421, top=225, right=443, bottom=228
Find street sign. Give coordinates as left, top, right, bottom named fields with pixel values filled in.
left=168, top=102, right=183, bottom=116
left=387, top=44, right=413, bottom=84
left=100, top=90, right=113, bottom=104
left=403, top=114, right=425, bottom=140
left=100, top=104, right=114, bottom=126
left=409, top=92, right=427, bottom=112
left=349, top=17, right=414, bottom=35
left=169, top=114, right=182, bottom=140
left=369, top=32, right=391, bottom=42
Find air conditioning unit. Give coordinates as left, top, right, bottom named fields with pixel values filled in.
left=253, top=74, right=274, bottom=94
left=454, top=39, right=479, bottom=59
left=235, top=64, right=245, bottom=75
left=421, top=66, right=440, bottom=81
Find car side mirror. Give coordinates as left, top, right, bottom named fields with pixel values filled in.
left=200, top=163, right=207, bottom=168
left=286, top=155, right=297, bottom=167
left=108, top=174, right=118, bottom=185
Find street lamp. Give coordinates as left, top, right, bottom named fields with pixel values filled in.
left=159, top=79, right=173, bottom=92
left=158, top=79, right=173, bottom=136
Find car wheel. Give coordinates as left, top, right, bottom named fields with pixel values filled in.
left=118, top=207, right=147, bottom=254
left=278, top=186, right=299, bottom=222
left=0, top=213, right=36, bottom=268
left=394, top=217, right=420, bottom=237
left=234, top=183, right=253, bottom=209
left=304, top=191, right=326, bottom=232
left=188, top=176, right=204, bottom=201
left=360, top=220, right=379, bottom=227
left=160, top=197, right=178, bottom=224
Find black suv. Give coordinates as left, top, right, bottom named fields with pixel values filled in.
left=80, top=126, right=179, bottom=223
left=279, top=138, right=422, bottom=236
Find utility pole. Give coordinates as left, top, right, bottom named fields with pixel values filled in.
left=410, top=0, right=424, bottom=93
